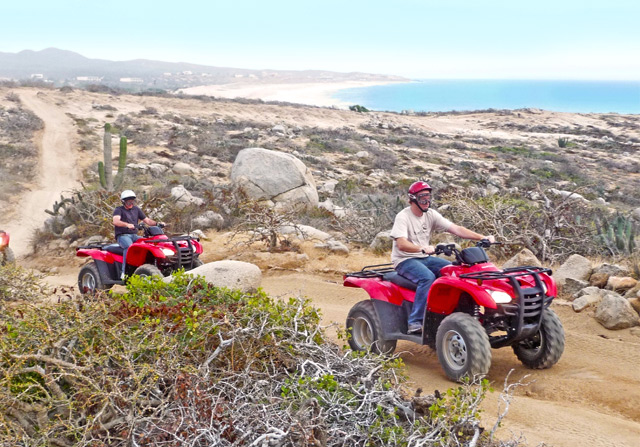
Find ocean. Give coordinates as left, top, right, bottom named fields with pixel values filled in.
left=333, top=80, right=640, bottom=114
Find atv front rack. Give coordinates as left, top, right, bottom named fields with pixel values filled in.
left=461, top=266, right=554, bottom=348
left=144, top=235, right=200, bottom=270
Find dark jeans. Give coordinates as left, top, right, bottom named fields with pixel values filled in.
left=117, top=234, right=141, bottom=272
left=396, top=256, right=451, bottom=325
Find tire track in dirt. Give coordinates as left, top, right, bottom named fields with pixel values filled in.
left=6, top=90, right=80, bottom=257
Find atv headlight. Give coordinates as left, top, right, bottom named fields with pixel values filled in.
left=487, top=289, right=513, bottom=304
left=161, top=248, right=176, bottom=257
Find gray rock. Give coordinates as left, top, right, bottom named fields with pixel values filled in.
left=231, top=148, right=318, bottom=208
left=172, top=162, right=194, bottom=175
left=171, top=185, right=204, bottom=208
left=61, top=224, right=78, bottom=239
left=370, top=230, right=393, bottom=253
left=278, top=224, right=332, bottom=241
left=167, top=260, right=261, bottom=293
left=572, top=286, right=604, bottom=300
left=554, top=254, right=592, bottom=288
left=594, top=294, right=640, bottom=329
left=192, top=210, right=224, bottom=229
left=572, top=293, right=605, bottom=312
left=501, top=248, right=542, bottom=269
left=563, top=278, right=590, bottom=299
left=593, top=263, right=630, bottom=278
left=356, top=151, right=369, bottom=158
left=271, top=124, right=287, bottom=134
left=315, top=240, right=349, bottom=254
left=148, top=163, right=169, bottom=176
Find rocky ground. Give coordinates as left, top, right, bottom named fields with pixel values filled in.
left=2, top=85, right=640, bottom=446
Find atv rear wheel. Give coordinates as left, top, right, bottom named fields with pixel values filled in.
left=78, top=262, right=111, bottom=294
left=346, top=300, right=397, bottom=355
left=0, top=247, right=15, bottom=266
left=134, top=264, right=163, bottom=278
left=436, top=312, right=491, bottom=382
left=513, top=308, right=565, bottom=369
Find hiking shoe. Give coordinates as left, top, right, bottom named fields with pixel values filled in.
left=407, top=323, right=422, bottom=334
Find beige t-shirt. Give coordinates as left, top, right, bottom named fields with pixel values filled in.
left=390, top=207, right=453, bottom=267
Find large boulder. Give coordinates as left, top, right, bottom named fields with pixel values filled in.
left=192, top=210, right=224, bottom=230
left=168, top=260, right=261, bottom=293
left=554, top=254, right=592, bottom=290
left=230, top=148, right=318, bottom=208
left=594, top=294, right=640, bottom=330
left=501, top=248, right=541, bottom=270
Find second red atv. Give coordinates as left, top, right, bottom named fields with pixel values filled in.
left=76, top=224, right=203, bottom=293
left=0, top=229, right=15, bottom=266
left=344, top=241, right=565, bottom=381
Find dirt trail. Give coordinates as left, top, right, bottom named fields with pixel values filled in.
left=5, top=90, right=79, bottom=258
left=260, top=272, right=640, bottom=447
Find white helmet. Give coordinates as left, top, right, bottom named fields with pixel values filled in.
left=120, top=190, right=136, bottom=201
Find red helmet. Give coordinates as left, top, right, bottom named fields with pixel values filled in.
left=408, top=181, right=431, bottom=197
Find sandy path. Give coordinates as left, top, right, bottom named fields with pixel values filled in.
left=5, top=90, right=79, bottom=257
left=260, top=272, right=640, bottom=447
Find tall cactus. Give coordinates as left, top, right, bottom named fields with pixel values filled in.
left=102, top=123, right=113, bottom=191
left=114, top=136, right=128, bottom=189
left=98, top=124, right=128, bottom=191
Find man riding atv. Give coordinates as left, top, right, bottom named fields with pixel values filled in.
left=390, top=181, right=495, bottom=334
left=113, top=190, right=163, bottom=279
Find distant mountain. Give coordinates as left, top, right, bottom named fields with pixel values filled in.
left=0, top=48, right=406, bottom=90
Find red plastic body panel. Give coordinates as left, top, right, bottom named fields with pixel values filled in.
left=76, top=248, right=117, bottom=264
left=344, top=260, right=557, bottom=315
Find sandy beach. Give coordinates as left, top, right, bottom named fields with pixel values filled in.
left=177, top=80, right=405, bottom=108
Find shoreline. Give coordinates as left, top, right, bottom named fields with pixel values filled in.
left=176, top=80, right=407, bottom=108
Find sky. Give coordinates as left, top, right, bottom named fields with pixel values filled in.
left=4, top=0, right=640, bottom=80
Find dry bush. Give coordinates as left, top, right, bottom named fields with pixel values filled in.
left=0, top=272, right=531, bottom=446
left=0, top=263, right=49, bottom=301
left=441, top=188, right=602, bottom=262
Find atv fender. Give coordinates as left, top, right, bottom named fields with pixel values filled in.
left=76, top=248, right=118, bottom=264
left=427, top=277, right=497, bottom=314
left=344, top=276, right=414, bottom=306
left=125, top=245, right=167, bottom=267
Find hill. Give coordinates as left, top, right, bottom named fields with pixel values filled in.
left=0, top=48, right=406, bottom=90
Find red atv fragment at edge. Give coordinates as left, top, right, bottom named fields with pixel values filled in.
left=76, top=224, right=203, bottom=293
left=344, top=241, right=565, bottom=381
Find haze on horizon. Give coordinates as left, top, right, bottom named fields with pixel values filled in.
left=4, top=0, right=639, bottom=81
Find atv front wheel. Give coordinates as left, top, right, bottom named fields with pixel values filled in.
left=134, top=264, right=163, bottom=278
left=78, top=262, right=111, bottom=294
left=0, top=247, right=15, bottom=266
left=512, top=308, right=565, bottom=369
left=436, top=312, right=492, bottom=382
left=346, top=300, right=397, bottom=355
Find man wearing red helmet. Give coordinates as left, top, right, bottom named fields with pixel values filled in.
left=390, top=181, right=495, bottom=334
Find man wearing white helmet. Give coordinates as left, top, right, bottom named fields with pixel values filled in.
left=113, top=190, right=159, bottom=279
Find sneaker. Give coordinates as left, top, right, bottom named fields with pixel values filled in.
left=407, top=323, right=422, bottom=334
left=120, top=272, right=125, bottom=280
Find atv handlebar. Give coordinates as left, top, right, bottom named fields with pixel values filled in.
left=434, top=239, right=502, bottom=259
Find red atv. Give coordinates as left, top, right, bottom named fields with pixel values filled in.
left=0, top=230, right=15, bottom=265
left=76, top=224, right=203, bottom=293
left=344, top=241, right=565, bottom=381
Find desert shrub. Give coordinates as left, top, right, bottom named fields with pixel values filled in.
left=0, top=272, right=526, bottom=446
left=441, top=189, right=607, bottom=262
left=0, top=264, right=48, bottom=301
left=331, top=192, right=406, bottom=246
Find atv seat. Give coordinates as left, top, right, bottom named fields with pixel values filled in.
left=383, top=271, right=417, bottom=291
left=104, top=244, right=124, bottom=255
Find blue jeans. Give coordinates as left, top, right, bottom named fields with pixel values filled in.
left=117, top=234, right=141, bottom=273
left=396, top=256, right=451, bottom=325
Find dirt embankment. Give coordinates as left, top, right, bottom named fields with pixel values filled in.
left=7, top=88, right=640, bottom=447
